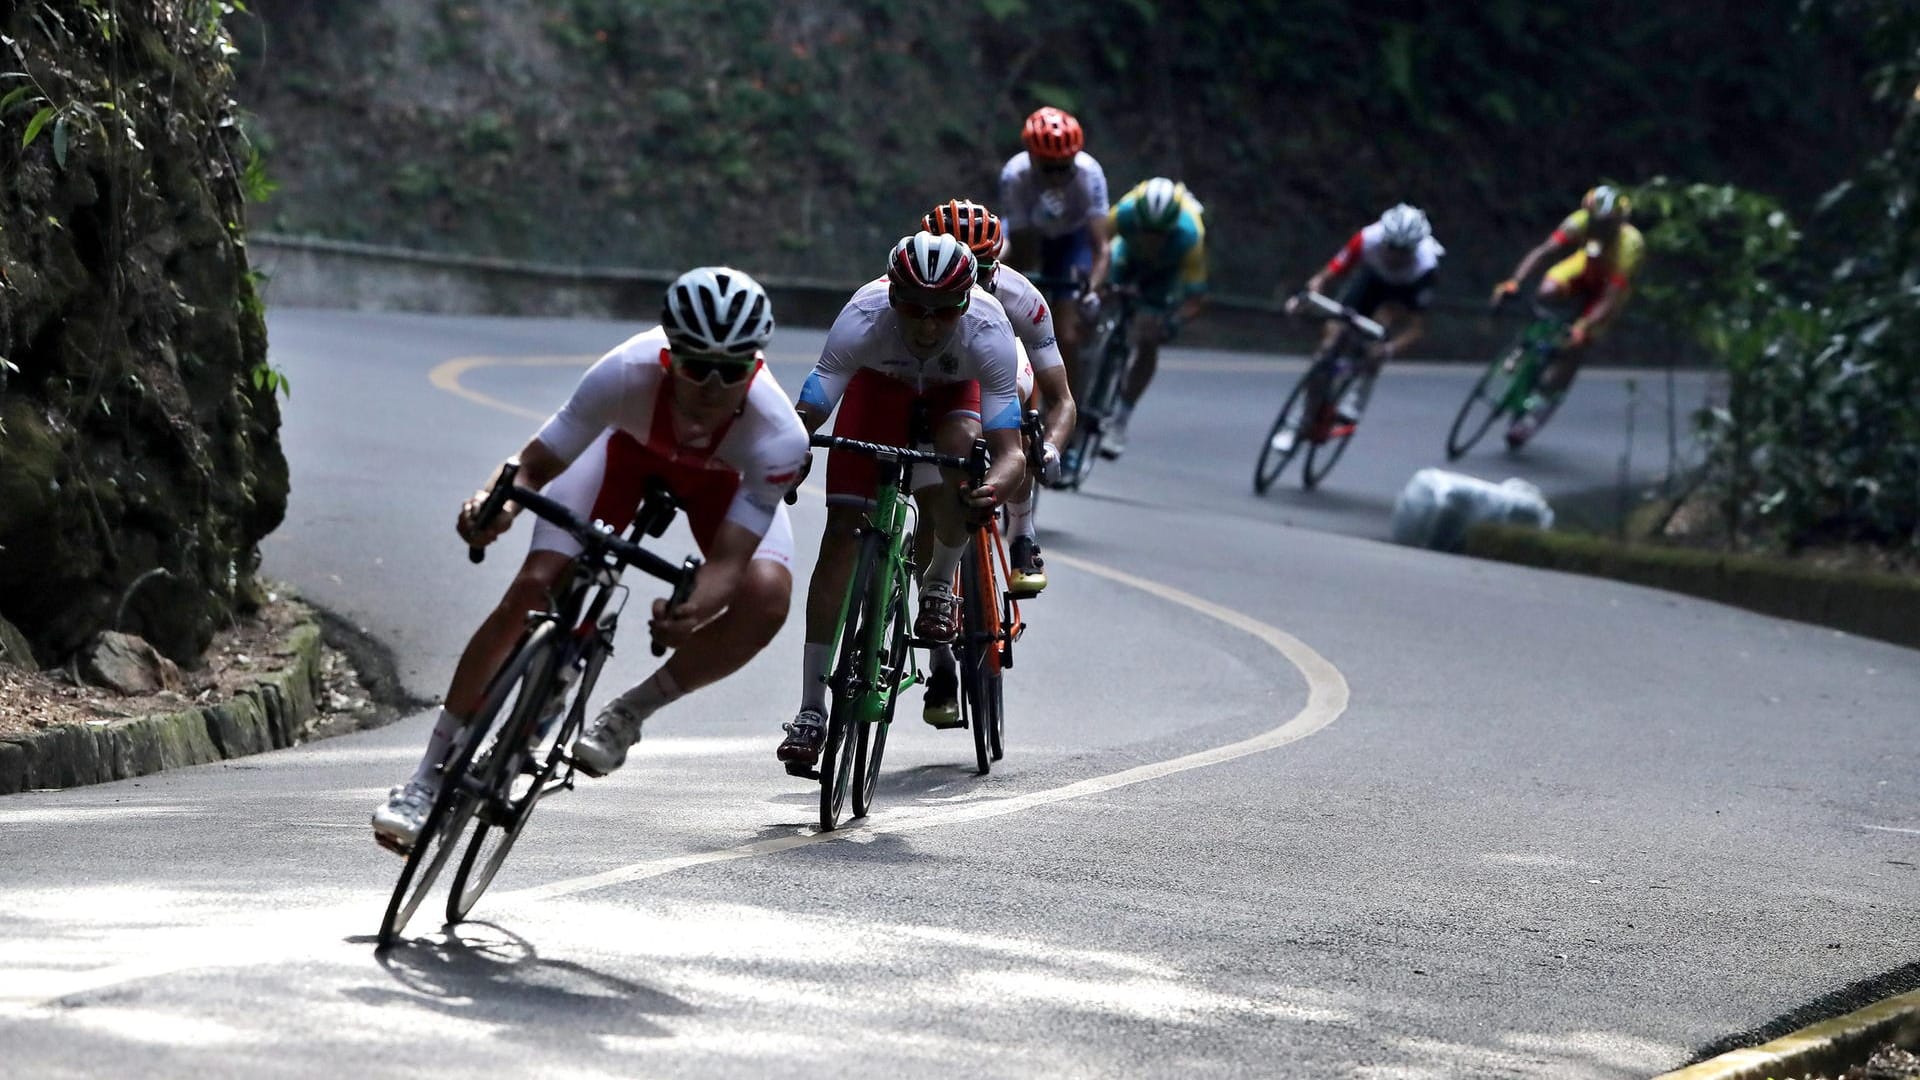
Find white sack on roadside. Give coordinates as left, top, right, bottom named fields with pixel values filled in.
left=1390, top=468, right=1555, bottom=552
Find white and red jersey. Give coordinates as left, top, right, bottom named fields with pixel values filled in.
left=988, top=265, right=1065, bottom=375
left=533, top=327, right=809, bottom=540
left=798, top=278, right=1024, bottom=431
left=1324, top=223, right=1445, bottom=285
left=997, top=151, right=1110, bottom=239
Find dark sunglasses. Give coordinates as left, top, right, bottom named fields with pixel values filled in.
left=672, top=353, right=757, bottom=384
left=893, top=297, right=969, bottom=321
left=1036, top=159, right=1076, bottom=177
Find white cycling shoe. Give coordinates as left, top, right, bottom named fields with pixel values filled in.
left=573, top=700, right=645, bottom=777
left=371, top=780, right=436, bottom=853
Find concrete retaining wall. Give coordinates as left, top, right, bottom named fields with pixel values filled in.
left=0, top=623, right=324, bottom=795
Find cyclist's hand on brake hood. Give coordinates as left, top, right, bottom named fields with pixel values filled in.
left=457, top=491, right=518, bottom=548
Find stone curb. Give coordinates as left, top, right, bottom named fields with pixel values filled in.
left=0, top=622, right=323, bottom=796
left=1654, top=989, right=1920, bottom=1079
left=1462, top=524, right=1920, bottom=652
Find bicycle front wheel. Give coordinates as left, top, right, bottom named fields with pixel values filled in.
left=820, top=531, right=881, bottom=831
left=378, top=623, right=558, bottom=949
left=851, top=579, right=908, bottom=819
left=1447, top=350, right=1520, bottom=460
left=959, top=537, right=1002, bottom=776
left=1302, top=370, right=1374, bottom=490
left=1253, top=367, right=1317, bottom=494
left=447, top=641, right=579, bottom=924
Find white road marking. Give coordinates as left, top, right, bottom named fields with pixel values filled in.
left=1863, top=824, right=1920, bottom=836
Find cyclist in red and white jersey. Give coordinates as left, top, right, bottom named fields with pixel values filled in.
left=998, top=106, right=1111, bottom=390
left=1288, top=203, right=1443, bottom=426
left=778, top=233, right=1029, bottom=767
left=922, top=198, right=1076, bottom=604
left=372, top=268, right=808, bottom=850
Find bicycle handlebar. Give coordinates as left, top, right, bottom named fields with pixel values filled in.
left=806, top=432, right=985, bottom=482
left=1292, top=290, right=1387, bottom=342
left=467, top=464, right=696, bottom=598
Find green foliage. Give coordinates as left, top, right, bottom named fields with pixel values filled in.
left=1624, top=0, right=1920, bottom=553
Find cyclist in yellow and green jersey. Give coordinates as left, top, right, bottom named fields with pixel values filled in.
left=1490, top=185, right=1646, bottom=446
left=1089, top=177, right=1208, bottom=461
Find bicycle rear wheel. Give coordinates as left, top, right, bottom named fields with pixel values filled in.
left=1302, top=370, right=1374, bottom=490
left=819, top=532, right=880, bottom=831
left=1065, top=320, right=1128, bottom=488
left=959, top=538, right=1002, bottom=776
left=446, top=647, right=581, bottom=924
left=1446, top=349, right=1521, bottom=460
left=377, top=623, right=557, bottom=949
left=851, top=579, right=907, bottom=819
left=1253, top=367, right=1317, bottom=494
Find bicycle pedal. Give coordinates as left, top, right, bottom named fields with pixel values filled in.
left=374, top=831, right=411, bottom=858
left=784, top=762, right=822, bottom=781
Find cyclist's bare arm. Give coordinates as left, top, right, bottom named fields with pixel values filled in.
left=1177, top=294, right=1207, bottom=323
left=650, top=520, right=760, bottom=647
left=1085, top=215, right=1113, bottom=292
left=1034, top=365, right=1077, bottom=450
left=1508, top=237, right=1573, bottom=286
left=1577, top=279, right=1633, bottom=336
left=968, top=427, right=1029, bottom=513
left=458, top=438, right=569, bottom=547
left=1381, top=308, right=1427, bottom=357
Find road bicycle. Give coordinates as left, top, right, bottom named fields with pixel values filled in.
left=953, top=505, right=1025, bottom=775
left=1056, top=286, right=1136, bottom=489
left=1446, top=298, right=1571, bottom=459
left=376, top=462, right=698, bottom=950
left=1253, top=291, right=1387, bottom=493
left=798, top=432, right=984, bottom=830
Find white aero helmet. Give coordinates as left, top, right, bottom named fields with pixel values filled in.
left=1378, top=203, right=1432, bottom=249
left=1140, top=177, right=1184, bottom=229
left=661, top=266, right=775, bottom=357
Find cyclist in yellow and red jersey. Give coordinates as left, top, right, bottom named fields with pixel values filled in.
left=1490, top=185, right=1646, bottom=447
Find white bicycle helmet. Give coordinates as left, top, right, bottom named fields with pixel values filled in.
left=661, top=266, right=775, bottom=357
left=1139, top=177, right=1184, bottom=229
left=1378, top=203, right=1432, bottom=249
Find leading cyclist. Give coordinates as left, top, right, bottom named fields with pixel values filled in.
left=777, top=233, right=1028, bottom=767
left=1285, top=203, right=1442, bottom=430
left=1490, top=184, right=1645, bottom=447
left=998, top=106, right=1111, bottom=392
left=372, top=268, right=809, bottom=851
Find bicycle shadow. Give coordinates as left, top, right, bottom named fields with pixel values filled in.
left=342, top=921, right=695, bottom=1042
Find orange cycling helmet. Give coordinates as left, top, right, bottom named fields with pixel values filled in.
left=922, top=199, right=1005, bottom=267
left=1022, top=106, right=1084, bottom=161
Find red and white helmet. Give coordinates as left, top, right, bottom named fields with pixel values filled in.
left=887, top=232, right=976, bottom=308
left=1021, top=106, right=1084, bottom=161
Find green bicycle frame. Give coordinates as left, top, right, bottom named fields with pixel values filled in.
left=822, top=470, right=922, bottom=727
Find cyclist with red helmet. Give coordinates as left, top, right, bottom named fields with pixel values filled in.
left=1490, top=184, right=1646, bottom=447
left=777, top=233, right=1029, bottom=767
left=998, top=106, right=1111, bottom=391
left=922, top=198, right=1077, bottom=609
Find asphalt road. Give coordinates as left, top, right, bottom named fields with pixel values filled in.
left=2, top=309, right=1915, bottom=1079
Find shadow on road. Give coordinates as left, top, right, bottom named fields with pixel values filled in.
left=344, top=921, right=696, bottom=1041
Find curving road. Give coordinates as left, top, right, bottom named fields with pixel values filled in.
left=2, top=309, right=1915, bottom=1079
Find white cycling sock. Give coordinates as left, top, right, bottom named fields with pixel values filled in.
left=412, top=707, right=465, bottom=788
left=1116, top=399, right=1135, bottom=423
left=1007, top=488, right=1038, bottom=540
left=608, top=667, right=683, bottom=724
left=800, top=642, right=831, bottom=714
left=922, top=540, right=966, bottom=590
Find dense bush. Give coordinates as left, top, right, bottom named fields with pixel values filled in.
left=1627, top=0, right=1919, bottom=554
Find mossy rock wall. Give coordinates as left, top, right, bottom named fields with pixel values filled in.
left=0, top=5, right=287, bottom=666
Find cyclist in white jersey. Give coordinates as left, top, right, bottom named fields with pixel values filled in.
left=999, top=106, right=1110, bottom=391
left=1287, top=203, right=1444, bottom=425
left=777, top=233, right=1029, bottom=768
left=372, top=268, right=808, bottom=851
left=922, top=198, right=1076, bottom=611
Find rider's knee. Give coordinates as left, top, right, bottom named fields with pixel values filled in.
left=499, top=560, right=562, bottom=616
left=737, top=561, right=793, bottom=647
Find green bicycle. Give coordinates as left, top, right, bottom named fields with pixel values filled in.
left=799, top=431, right=985, bottom=831
left=1446, top=299, right=1571, bottom=459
